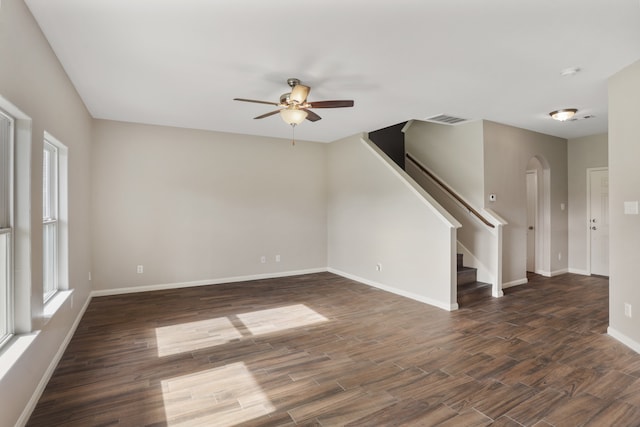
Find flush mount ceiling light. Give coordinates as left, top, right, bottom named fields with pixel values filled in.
left=549, top=108, right=578, bottom=121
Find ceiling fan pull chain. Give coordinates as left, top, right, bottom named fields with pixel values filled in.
left=291, top=124, right=296, bottom=146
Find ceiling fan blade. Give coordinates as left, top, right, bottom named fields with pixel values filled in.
left=254, top=110, right=281, bottom=119
left=307, top=100, right=354, bottom=108
left=304, top=109, right=322, bottom=122
left=234, top=98, right=280, bottom=106
left=290, top=84, right=310, bottom=104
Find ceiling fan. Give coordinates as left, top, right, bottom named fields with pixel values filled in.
left=234, top=78, right=354, bottom=126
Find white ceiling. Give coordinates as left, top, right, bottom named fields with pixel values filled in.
left=25, top=0, right=640, bottom=143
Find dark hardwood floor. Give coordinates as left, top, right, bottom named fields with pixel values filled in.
left=27, top=272, right=640, bottom=426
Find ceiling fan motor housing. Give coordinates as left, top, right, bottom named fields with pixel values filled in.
left=287, top=78, right=301, bottom=88
left=280, top=93, right=291, bottom=105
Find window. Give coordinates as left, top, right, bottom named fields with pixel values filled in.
left=0, top=109, right=14, bottom=346
left=42, top=140, right=58, bottom=301
left=42, top=133, right=68, bottom=304
left=42, top=138, right=59, bottom=302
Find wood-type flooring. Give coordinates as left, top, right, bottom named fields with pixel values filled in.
left=27, top=272, right=640, bottom=426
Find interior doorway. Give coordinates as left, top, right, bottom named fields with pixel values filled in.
left=588, top=168, right=609, bottom=276
left=526, top=156, right=548, bottom=276
left=526, top=170, right=537, bottom=272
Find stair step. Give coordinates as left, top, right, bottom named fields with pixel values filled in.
left=457, top=281, right=492, bottom=306
left=457, top=266, right=477, bottom=286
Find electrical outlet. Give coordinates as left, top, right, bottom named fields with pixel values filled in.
left=625, top=303, right=632, bottom=318
left=137, top=265, right=144, bottom=274
left=88, top=271, right=92, bottom=281
left=260, top=256, right=266, bottom=264
left=558, top=252, right=562, bottom=261
left=275, top=254, right=281, bottom=262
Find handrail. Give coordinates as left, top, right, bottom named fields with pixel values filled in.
left=406, top=153, right=494, bottom=229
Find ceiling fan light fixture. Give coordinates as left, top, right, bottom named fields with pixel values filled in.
left=280, top=107, right=308, bottom=125
left=549, top=108, right=578, bottom=121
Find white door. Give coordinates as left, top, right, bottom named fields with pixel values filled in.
left=526, top=171, right=537, bottom=272
left=589, top=169, right=609, bottom=276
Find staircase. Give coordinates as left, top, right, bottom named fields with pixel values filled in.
left=457, top=254, right=492, bottom=306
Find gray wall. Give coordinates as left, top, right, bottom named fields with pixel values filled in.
left=483, top=121, right=568, bottom=284
left=404, top=119, right=569, bottom=285
left=405, top=120, right=485, bottom=207
left=608, top=59, right=640, bottom=351
left=567, top=134, right=608, bottom=274
left=327, top=135, right=459, bottom=310
left=91, top=120, right=328, bottom=292
left=0, top=2, right=93, bottom=426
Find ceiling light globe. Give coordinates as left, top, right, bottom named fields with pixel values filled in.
left=549, top=108, right=578, bottom=121
left=280, top=108, right=308, bottom=125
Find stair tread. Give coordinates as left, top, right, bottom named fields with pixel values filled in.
left=457, top=281, right=492, bottom=294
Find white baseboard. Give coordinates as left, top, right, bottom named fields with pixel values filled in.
left=502, top=278, right=528, bottom=289
left=91, top=268, right=327, bottom=297
left=608, top=327, right=640, bottom=354
left=568, top=268, right=590, bottom=275
left=534, top=269, right=568, bottom=278
left=328, top=268, right=457, bottom=311
left=17, top=294, right=93, bottom=427
left=550, top=268, right=568, bottom=277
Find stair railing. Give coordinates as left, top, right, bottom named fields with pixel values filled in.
left=405, top=153, right=494, bottom=228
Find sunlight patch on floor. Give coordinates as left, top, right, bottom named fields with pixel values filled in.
left=155, top=317, right=241, bottom=357
left=161, top=362, right=275, bottom=426
left=155, top=304, right=328, bottom=357
left=236, top=304, right=329, bottom=335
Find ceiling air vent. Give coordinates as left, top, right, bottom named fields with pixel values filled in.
left=568, top=114, right=596, bottom=122
left=424, top=114, right=468, bottom=125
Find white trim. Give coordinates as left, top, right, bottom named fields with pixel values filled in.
left=568, top=268, right=590, bottom=275
left=0, top=109, right=13, bottom=347
left=16, top=294, right=92, bottom=427
left=482, top=207, right=508, bottom=226
left=549, top=269, right=569, bottom=277
left=42, top=290, right=73, bottom=320
left=608, top=327, right=640, bottom=354
left=328, top=267, right=458, bottom=312
left=586, top=167, right=609, bottom=276
left=400, top=120, right=414, bottom=134
left=502, top=278, right=528, bottom=289
left=0, top=96, right=32, bottom=334
left=534, top=268, right=569, bottom=278
left=526, top=169, right=539, bottom=273
left=91, top=268, right=327, bottom=297
left=42, top=132, right=69, bottom=298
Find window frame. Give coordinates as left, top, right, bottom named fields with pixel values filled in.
left=42, top=138, right=59, bottom=303
left=0, top=108, right=15, bottom=347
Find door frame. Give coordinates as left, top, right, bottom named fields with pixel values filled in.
left=586, top=167, right=608, bottom=275
left=526, top=170, right=539, bottom=272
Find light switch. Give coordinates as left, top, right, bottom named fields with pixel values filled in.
left=624, top=201, right=639, bottom=215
